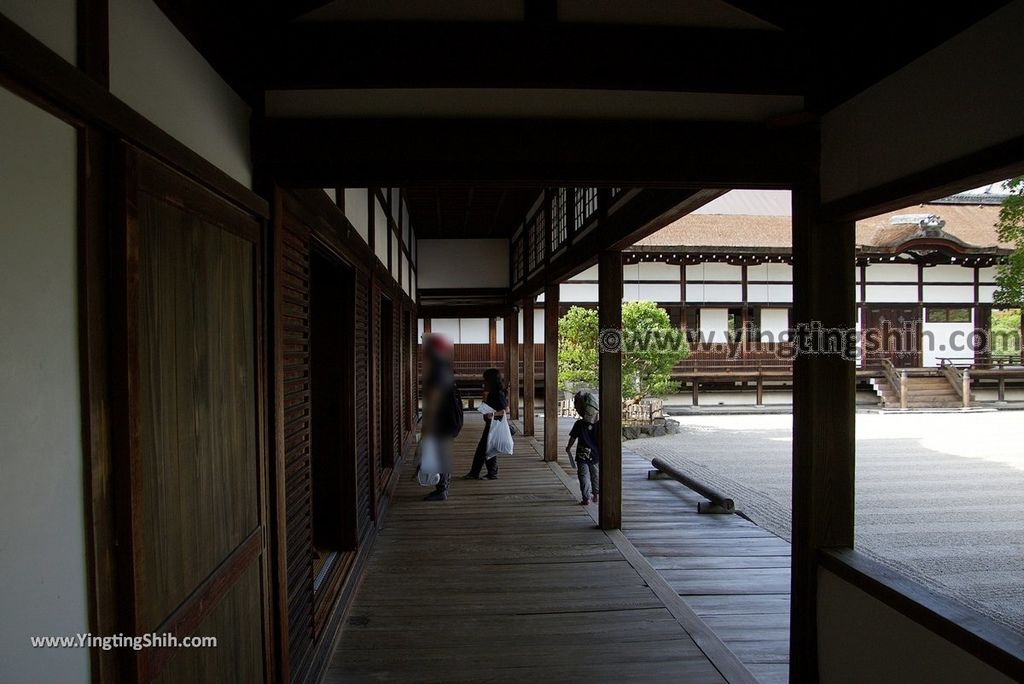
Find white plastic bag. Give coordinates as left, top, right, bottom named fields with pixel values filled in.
left=416, top=435, right=442, bottom=487
left=485, top=417, right=514, bottom=459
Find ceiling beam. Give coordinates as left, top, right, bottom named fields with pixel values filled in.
left=262, top=118, right=813, bottom=189
left=266, top=22, right=804, bottom=96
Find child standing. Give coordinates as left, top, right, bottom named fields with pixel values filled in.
left=566, top=417, right=600, bottom=506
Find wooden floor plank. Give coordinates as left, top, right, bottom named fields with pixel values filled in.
left=326, top=417, right=731, bottom=683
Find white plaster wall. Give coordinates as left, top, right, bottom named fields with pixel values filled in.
left=430, top=318, right=460, bottom=343
left=978, top=267, right=999, bottom=284
left=562, top=282, right=599, bottom=302
left=344, top=188, right=369, bottom=242
left=758, top=308, right=790, bottom=341
left=495, top=317, right=504, bottom=343
left=820, top=1, right=1024, bottom=204
left=459, top=318, right=489, bottom=344
left=750, top=263, right=793, bottom=282
left=323, top=188, right=336, bottom=203
left=109, top=0, right=252, bottom=187
left=417, top=239, right=509, bottom=289
left=767, top=284, right=793, bottom=303
left=689, top=262, right=742, bottom=281
left=923, top=285, right=974, bottom=304
left=634, top=284, right=681, bottom=302
left=374, top=198, right=389, bottom=266
left=638, top=262, right=681, bottom=280
left=704, top=283, right=743, bottom=302
left=865, top=284, right=918, bottom=302
left=391, top=233, right=400, bottom=278
left=700, top=308, right=730, bottom=342
left=0, top=87, right=89, bottom=684
left=923, top=320, right=978, bottom=367
left=569, top=265, right=599, bottom=281
left=0, top=0, right=76, bottom=62
left=865, top=263, right=918, bottom=282
left=923, top=265, right=974, bottom=283
left=817, top=568, right=1012, bottom=683
left=978, top=285, right=998, bottom=304
left=534, top=309, right=545, bottom=343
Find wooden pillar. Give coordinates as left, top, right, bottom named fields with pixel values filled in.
left=488, top=317, right=498, bottom=363
left=598, top=251, right=623, bottom=530
left=790, top=180, right=857, bottom=683
left=523, top=299, right=536, bottom=435
left=543, top=284, right=560, bottom=461
left=506, top=309, right=520, bottom=419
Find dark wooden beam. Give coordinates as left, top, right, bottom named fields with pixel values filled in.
left=718, top=0, right=797, bottom=30
left=263, top=118, right=809, bottom=189
left=543, top=284, right=560, bottom=462
left=513, top=188, right=728, bottom=300
left=598, top=251, right=623, bottom=530
left=522, top=299, right=536, bottom=436
left=77, top=0, right=109, bottom=87
left=790, top=178, right=857, bottom=681
left=267, top=22, right=803, bottom=96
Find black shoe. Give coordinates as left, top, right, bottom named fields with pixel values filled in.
left=485, top=474, right=498, bottom=480
left=423, top=490, right=448, bottom=501
left=461, top=473, right=481, bottom=480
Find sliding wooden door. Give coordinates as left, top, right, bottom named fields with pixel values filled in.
left=115, top=146, right=270, bottom=682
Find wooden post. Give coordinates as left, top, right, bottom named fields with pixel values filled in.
left=790, top=180, right=856, bottom=683
left=544, top=284, right=560, bottom=461
left=691, top=380, right=699, bottom=406
left=507, top=308, right=520, bottom=419
left=523, top=299, right=536, bottom=435
left=598, top=250, right=623, bottom=530
left=488, top=317, right=497, bottom=364
left=756, top=373, right=764, bottom=406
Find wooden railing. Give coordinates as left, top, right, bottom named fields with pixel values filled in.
left=879, top=358, right=908, bottom=409
left=939, top=359, right=972, bottom=408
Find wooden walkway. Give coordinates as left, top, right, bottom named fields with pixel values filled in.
left=542, top=420, right=792, bottom=684
left=327, top=416, right=746, bottom=682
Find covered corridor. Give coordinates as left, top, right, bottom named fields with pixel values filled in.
left=328, top=415, right=757, bottom=683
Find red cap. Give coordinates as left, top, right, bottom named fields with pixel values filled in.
left=422, top=333, right=454, bottom=354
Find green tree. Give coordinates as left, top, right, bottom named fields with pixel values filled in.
left=557, top=305, right=598, bottom=389
left=994, top=177, right=1024, bottom=308
left=991, top=309, right=1022, bottom=356
left=556, top=301, right=690, bottom=400
left=621, top=300, right=690, bottom=400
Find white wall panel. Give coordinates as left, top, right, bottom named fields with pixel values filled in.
left=561, top=283, right=599, bottom=302
left=923, top=265, right=974, bottom=282
left=635, top=284, right=682, bottom=302
left=704, top=283, right=743, bottom=302
left=637, top=262, right=681, bottom=280
left=344, top=188, right=369, bottom=242
left=978, top=267, right=999, bottom=284
left=978, top=285, right=998, bottom=304
left=0, top=0, right=76, bottom=62
left=418, top=239, right=508, bottom=289
left=430, top=318, right=460, bottom=342
left=820, top=1, right=1024, bottom=204
left=459, top=318, right=490, bottom=344
left=569, top=264, right=599, bottom=281
left=0, top=88, right=89, bottom=683
left=109, top=0, right=252, bottom=187
left=767, top=284, right=793, bottom=303
left=759, top=308, right=790, bottom=340
left=923, top=285, right=974, bottom=304
left=700, top=308, right=730, bottom=341
left=865, top=263, right=918, bottom=282
left=865, top=284, right=918, bottom=302
left=923, top=322, right=977, bottom=366
left=374, top=198, right=388, bottom=265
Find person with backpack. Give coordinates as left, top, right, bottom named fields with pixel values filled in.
left=419, top=334, right=463, bottom=501
left=565, top=390, right=601, bottom=505
left=462, top=368, right=508, bottom=480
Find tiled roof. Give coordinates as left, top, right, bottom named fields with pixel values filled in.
left=635, top=197, right=1011, bottom=252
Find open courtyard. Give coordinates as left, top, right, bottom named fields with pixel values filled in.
left=623, top=410, right=1024, bottom=636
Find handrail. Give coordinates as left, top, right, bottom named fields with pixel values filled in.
left=940, top=359, right=972, bottom=407
left=879, top=358, right=907, bottom=409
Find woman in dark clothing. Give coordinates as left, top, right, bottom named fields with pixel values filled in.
left=463, top=368, right=508, bottom=480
